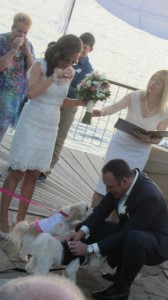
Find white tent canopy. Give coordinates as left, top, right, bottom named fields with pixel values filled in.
left=96, top=0, right=168, bottom=39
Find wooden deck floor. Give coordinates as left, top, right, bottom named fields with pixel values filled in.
left=0, top=134, right=103, bottom=218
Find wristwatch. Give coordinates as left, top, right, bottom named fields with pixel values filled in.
left=87, top=245, right=94, bottom=255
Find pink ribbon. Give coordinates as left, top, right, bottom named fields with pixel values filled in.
left=0, top=187, right=56, bottom=213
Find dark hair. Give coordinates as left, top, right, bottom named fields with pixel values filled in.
left=102, top=159, right=133, bottom=181
left=45, top=34, right=82, bottom=76
left=79, top=32, right=95, bottom=48
left=47, top=41, right=57, bottom=48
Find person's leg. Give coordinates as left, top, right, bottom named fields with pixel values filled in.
left=17, top=169, right=40, bottom=222
left=0, top=169, right=23, bottom=232
left=46, top=106, right=77, bottom=175
left=92, top=230, right=164, bottom=299
left=114, top=230, right=165, bottom=291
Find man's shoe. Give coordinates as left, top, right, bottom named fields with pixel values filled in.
left=102, top=272, right=116, bottom=282
left=92, top=284, right=129, bottom=300
left=38, top=172, right=47, bottom=181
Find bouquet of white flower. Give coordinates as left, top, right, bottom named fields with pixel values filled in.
left=75, top=71, right=111, bottom=124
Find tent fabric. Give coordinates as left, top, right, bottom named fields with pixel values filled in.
left=96, top=0, right=168, bottom=39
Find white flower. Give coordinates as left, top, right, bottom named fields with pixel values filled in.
left=92, top=80, right=99, bottom=86
left=76, top=84, right=81, bottom=90
left=96, top=92, right=104, bottom=98
left=86, top=80, right=91, bottom=87
left=119, top=205, right=127, bottom=215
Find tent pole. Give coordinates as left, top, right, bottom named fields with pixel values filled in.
left=63, top=0, right=76, bottom=35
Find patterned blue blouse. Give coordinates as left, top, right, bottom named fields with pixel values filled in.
left=0, top=33, right=34, bottom=133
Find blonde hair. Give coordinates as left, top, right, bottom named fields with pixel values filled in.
left=12, top=12, right=32, bottom=29
left=145, top=70, right=168, bottom=113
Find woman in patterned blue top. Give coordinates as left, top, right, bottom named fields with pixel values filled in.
left=0, top=12, right=34, bottom=144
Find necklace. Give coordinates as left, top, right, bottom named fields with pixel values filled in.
left=144, top=98, right=159, bottom=115
left=6, top=34, right=25, bottom=62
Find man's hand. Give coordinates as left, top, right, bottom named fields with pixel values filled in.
left=65, top=230, right=85, bottom=242
left=69, top=241, right=88, bottom=256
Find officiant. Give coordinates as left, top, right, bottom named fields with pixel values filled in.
left=91, top=70, right=168, bottom=208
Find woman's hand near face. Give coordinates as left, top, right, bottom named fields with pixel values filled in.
left=12, top=37, right=24, bottom=51
left=54, top=67, right=74, bottom=80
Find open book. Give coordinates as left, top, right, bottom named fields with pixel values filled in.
left=114, top=118, right=168, bottom=139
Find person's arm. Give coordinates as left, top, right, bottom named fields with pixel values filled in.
left=76, top=192, right=116, bottom=234
left=24, top=39, right=34, bottom=69
left=92, top=93, right=132, bottom=117
left=61, top=97, right=85, bottom=107
left=0, top=36, right=23, bottom=71
left=27, top=63, right=53, bottom=99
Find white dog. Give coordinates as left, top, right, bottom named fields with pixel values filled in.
left=25, top=232, right=86, bottom=282
left=25, top=231, right=106, bottom=283
left=10, top=202, right=92, bottom=261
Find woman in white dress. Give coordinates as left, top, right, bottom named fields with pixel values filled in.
left=92, top=70, right=168, bottom=207
left=0, top=34, right=83, bottom=236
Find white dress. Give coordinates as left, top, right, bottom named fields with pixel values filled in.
left=8, top=59, right=70, bottom=172
left=96, top=90, right=168, bottom=195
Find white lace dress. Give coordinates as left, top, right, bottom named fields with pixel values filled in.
left=8, top=59, right=70, bottom=172
left=96, top=90, right=168, bottom=195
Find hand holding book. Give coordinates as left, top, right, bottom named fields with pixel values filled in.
left=114, top=118, right=168, bottom=141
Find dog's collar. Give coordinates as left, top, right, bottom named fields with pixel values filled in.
left=59, top=210, right=68, bottom=218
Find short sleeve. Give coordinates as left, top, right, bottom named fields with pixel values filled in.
left=27, top=58, right=47, bottom=79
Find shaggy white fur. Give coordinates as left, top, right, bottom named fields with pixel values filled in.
left=10, top=202, right=92, bottom=261
left=25, top=233, right=81, bottom=283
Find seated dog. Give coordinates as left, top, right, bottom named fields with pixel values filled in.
left=10, top=202, right=92, bottom=261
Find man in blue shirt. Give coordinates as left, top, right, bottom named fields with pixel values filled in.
left=39, top=32, right=95, bottom=180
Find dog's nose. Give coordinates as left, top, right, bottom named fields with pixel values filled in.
left=86, top=206, right=89, bottom=211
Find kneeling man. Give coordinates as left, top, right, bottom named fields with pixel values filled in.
left=67, top=159, right=168, bottom=300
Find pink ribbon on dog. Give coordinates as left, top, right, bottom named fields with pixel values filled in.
left=0, top=187, right=56, bottom=212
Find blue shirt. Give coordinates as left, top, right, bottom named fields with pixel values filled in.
left=67, top=55, right=93, bottom=99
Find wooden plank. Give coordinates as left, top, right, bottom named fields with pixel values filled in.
left=69, top=148, right=100, bottom=184
left=86, top=152, right=104, bottom=175
left=60, top=147, right=96, bottom=190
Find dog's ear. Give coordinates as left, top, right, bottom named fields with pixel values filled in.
left=67, top=204, right=80, bottom=221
